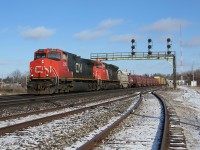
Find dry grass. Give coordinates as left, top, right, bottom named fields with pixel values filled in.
left=0, top=87, right=27, bottom=95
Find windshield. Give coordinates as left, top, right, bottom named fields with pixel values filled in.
left=34, top=53, right=46, bottom=60
left=47, top=52, right=61, bottom=60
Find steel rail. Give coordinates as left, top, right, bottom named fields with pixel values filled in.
left=152, top=92, right=169, bottom=150
left=152, top=92, right=187, bottom=150
left=0, top=93, right=138, bottom=136
left=0, top=87, right=158, bottom=108
left=0, top=93, right=140, bottom=121
left=0, top=88, right=132, bottom=107
left=76, top=95, right=143, bottom=150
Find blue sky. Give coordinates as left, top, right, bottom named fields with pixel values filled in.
left=0, top=0, right=200, bottom=78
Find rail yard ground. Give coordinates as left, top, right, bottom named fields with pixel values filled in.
left=0, top=86, right=199, bottom=149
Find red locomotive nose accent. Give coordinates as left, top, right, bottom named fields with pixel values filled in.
left=93, top=61, right=109, bottom=80
left=30, top=58, right=52, bottom=78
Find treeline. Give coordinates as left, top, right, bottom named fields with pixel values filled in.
left=0, top=69, right=28, bottom=88
left=176, top=69, right=200, bottom=86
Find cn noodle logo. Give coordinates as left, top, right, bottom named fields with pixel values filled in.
left=75, top=63, right=82, bottom=73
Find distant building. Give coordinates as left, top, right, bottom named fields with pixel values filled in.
left=167, top=79, right=173, bottom=88
left=191, top=81, right=197, bottom=87
left=177, top=80, right=185, bottom=85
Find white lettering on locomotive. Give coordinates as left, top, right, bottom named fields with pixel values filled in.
left=75, top=63, right=82, bottom=73
left=35, top=66, right=43, bottom=73
left=35, top=66, right=51, bottom=73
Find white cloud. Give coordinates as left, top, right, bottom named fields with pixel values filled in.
left=98, top=19, right=123, bottom=29
left=110, top=34, right=142, bottom=43
left=183, top=37, right=200, bottom=48
left=73, top=19, right=123, bottom=41
left=73, top=29, right=108, bottom=40
left=140, top=18, right=189, bottom=33
left=22, top=26, right=55, bottom=40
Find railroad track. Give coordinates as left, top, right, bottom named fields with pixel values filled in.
left=68, top=92, right=161, bottom=149
left=67, top=92, right=187, bottom=150
left=0, top=91, right=141, bottom=122
left=0, top=87, right=158, bottom=108
left=0, top=91, right=142, bottom=149
left=154, top=92, right=187, bottom=150
left=0, top=88, right=142, bottom=118
left=0, top=89, right=131, bottom=107
left=0, top=88, right=174, bottom=149
left=0, top=93, right=138, bottom=136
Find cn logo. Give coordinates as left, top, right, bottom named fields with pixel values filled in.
left=75, top=63, right=82, bottom=73
left=35, top=66, right=50, bottom=73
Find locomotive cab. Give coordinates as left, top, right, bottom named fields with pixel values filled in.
left=28, top=49, right=73, bottom=94
left=93, top=61, right=109, bottom=80
left=30, top=49, right=73, bottom=79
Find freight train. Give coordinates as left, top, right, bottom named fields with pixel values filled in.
left=27, top=48, right=165, bottom=94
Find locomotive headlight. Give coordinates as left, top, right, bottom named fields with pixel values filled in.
left=41, top=60, right=44, bottom=64
left=31, top=74, right=34, bottom=77
left=46, top=74, right=49, bottom=77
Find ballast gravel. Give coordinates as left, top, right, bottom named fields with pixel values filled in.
left=0, top=96, right=138, bottom=149
left=94, top=93, right=164, bottom=149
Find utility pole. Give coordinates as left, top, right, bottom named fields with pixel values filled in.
left=192, top=65, right=194, bottom=81
left=180, top=24, right=183, bottom=81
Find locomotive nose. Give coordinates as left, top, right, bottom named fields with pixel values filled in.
left=30, top=59, right=50, bottom=78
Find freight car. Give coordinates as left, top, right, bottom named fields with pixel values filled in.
left=128, top=75, right=159, bottom=87
left=154, top=76, right=166, bottom=85
left=117, top=70, right=129, bottom=88
left=27, top=49, right=120, bottom=94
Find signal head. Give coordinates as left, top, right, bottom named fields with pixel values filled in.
left=167, top=38, right=171, bottom=43
left=131, top=45, right=135, bottom=50
left=148, top=51, right=152, bottom=55
left=167, top=51, right=171, bottom=55
left=131, top=51, right=135, bottom=55
left=131, top=39, right=135, bottom=43
left=167, top=45, right=171, bottom=49
left=148, top=38, right=152, bottom=43
left=148, top=45, right=152, bottom=49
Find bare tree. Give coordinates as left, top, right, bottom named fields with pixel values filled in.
left=10, top=69, right=22, bottom=83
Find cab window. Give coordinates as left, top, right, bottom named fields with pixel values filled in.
left=62, top=54, right=68, bottom=60
left=34, top=53, right=46, bottom=60
left=47, top=52, right=61, bottom=60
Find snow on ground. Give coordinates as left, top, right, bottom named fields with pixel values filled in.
left=92, top=93, right=164, bottom=150
left=64, top=96, right=142, bottom=150
left=0, top=87, right=199, bottom=149
left=0, top=95, right=136, bottom=149
left=0, top=95, right=128, bottom=128
left=159, top=86, right=200, bottom=150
